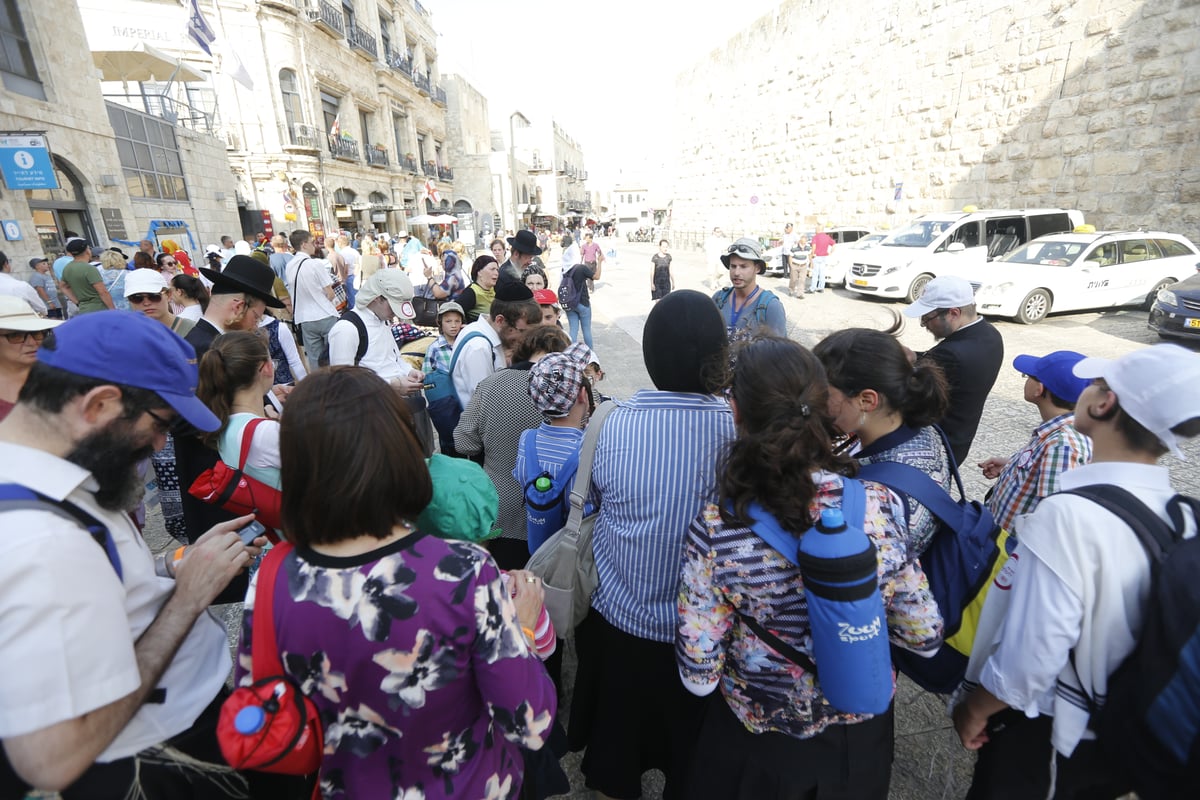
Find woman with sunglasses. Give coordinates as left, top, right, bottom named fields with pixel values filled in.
left=0, top=296, right=60, bottom=422
left=123, top=269, right=195, bottom=337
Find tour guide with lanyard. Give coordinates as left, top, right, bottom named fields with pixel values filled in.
left=713, top=285, right=774, bottom=334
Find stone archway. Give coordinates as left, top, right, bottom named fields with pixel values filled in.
left=26, top=157, right=98, bottom=253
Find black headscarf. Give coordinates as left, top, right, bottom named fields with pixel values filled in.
left=642, top=289, right=727, bottom=393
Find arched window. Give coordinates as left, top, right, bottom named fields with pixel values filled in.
left=279, top=69, right=304, bottom=144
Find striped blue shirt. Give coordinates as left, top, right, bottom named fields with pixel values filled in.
left=590, top=391, right=736, bottom=642
left=513, top=423, right=585, bottom=486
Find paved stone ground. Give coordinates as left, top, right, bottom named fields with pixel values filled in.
left=138, top=237, right=1196, bottom=799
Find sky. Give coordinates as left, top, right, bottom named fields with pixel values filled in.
left=423, top=0, right=784, bottom=188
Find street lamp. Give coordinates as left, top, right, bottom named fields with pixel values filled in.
left=509, top=110, right=529, bottom=234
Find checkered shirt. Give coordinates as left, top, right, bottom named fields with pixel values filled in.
left=986, top=413, right=1092, bottom=534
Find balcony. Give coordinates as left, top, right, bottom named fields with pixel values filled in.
left=422, top=161, right=437, bottom=177
left=432, top=85, right=447, bottom=106
left=260, top=0, right=302, bottom=12
left=328, top=135, right=360, bottom=161
left=104, top=93, right=213, bottom=134
left=414, top=72, right=431, bottom=95
left=347, top=22, right=378, bottom=59
left=579, top=170, right=588, bottom=181
left=307, top=0, right=344, bottom=36
left=366, top=147, right=389, bottom=167
left=383, top=45, right=412, bottom=77
left=401, top=154, right=419, bottom=172
left=437, top=166, right=453, bottom=181
left=287, top=122, right=321, bottom=150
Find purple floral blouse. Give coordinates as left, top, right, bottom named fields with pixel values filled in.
left=236, top=533, right=557, bottom=799
left=675, top=472, right=943, bottom=740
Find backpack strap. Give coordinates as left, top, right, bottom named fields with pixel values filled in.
left=857, top=460, right=967, bottom=528
left=447, top=330, right=491, bottom=376
left=238, top=417, right=267, bottom=472
left=713, top=287, right=734, bottom=309
left=250, top=541, right=293, bottom=681
left=338, top=309, right=369, bottom=365
left=754, top=289, right=776, bottom=324
left=0, top=484, right=123, bottom=581
left=562, top=400, right=618, bottom=528
left=1060, top=485, right=1185, bottom=564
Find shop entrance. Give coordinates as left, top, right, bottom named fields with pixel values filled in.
left=26, top=159, right=98, bottom=255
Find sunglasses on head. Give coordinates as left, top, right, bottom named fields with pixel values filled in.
left=2, top=330, right=48, bottom=344
left=128, top=292, right=164, bottom=304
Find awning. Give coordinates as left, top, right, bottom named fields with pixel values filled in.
left=92, top=43, right=208, bottom=83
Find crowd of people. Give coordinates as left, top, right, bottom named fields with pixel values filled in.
left=0, top=222, right=1197, bottom=800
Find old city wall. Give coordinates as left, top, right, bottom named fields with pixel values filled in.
left=669, top=0, right=1199, bottom=243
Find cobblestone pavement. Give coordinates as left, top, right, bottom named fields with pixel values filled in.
left=139, top=238, right=1196, bottom=799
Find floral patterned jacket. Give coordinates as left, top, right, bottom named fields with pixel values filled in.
left=236, top=533, right=556, bottom=799
left=675, top=472, right=943, bottom=740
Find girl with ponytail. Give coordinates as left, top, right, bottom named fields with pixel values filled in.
left=813, top=327, right=951, bottom=557
left=676, top=336, right=941, bottom=799
left=196, top=331, right=282, bottom=491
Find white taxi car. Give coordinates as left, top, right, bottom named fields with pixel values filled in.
left=972, top=231, right=1200, bottom=324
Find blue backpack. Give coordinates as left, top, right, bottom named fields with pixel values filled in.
left=518, top=429, right=581, bottom=555
left=425, top=331, right=489, bottom=455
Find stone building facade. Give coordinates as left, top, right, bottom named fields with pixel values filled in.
left=670, top=0, right=1200, bottom=245
left=523, top=120, right=590, bottom=228
left=0, top=0, right=239, bottom=276
left=444, top=74, right=496, bottom=247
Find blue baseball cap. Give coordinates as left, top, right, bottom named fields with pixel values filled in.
left=1012, top=350, right=1090, bottom=404
left=37, top=310, right=220, bottom=432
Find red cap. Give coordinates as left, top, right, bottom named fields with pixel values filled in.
left=533, top=288, right=559, bottom=306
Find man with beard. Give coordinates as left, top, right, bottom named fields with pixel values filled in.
left=711, top=237, right=787, bottom=341
left=0, top=311, right=268, bottom=798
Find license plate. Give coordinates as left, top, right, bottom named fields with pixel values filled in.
left=853, top=279, right=869, bottom=287
left=1186, top=318, right=1200, bottom=329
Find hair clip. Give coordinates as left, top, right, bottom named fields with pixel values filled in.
left=799, top=403, right=811, bottom=418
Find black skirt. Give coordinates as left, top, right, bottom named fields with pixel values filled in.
left=568, top=609, right=710, bottom=800
left=685, top=693, right=895, bottom=800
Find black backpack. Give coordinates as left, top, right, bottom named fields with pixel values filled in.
left=1064, top=485, right=1200, bottom=799
left=339, top=309, right=369, bottom=365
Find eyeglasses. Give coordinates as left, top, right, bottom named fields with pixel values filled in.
left=2, top=330, right=48, bottom=344
left=128, top=293, right=164, bottom=304
left=144, top=407, right=175, bottom=434
left=162, top=260, right=176, bottom=267
left=920, top=309, right=950, bottom=325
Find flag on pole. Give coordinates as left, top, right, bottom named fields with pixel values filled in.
left=422, top=179, right=441, bottom=204
left=329, top=114, right=341, bottom=138
left=186, top=0, right=217, bottom=56
left=228, top=51, right=254, bottom=90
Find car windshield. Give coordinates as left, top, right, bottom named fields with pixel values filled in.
left=882, top=220, right=953, bottom=248
left=850, top=234, right=886, bottom=249
left=1003, top=240, right=1086, bottom=267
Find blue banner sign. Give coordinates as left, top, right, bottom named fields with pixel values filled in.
left=0, top=135, right=58, bottom=191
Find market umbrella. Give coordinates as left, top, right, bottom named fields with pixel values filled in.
left=407, top=214, right=438, bottom=224
left=430, top=214, right=457, bottom=224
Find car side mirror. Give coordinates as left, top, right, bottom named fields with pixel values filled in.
left=946, top=242, right=966, bottom=253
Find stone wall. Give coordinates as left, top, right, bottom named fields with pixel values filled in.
left=444, top=74, right=498, bottom=235
left=670, top=0, right=1200, bottom=244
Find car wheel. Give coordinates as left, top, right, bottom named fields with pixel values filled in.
left=1016, top=289, right=1052, bottom=324
left=906, top=274, right=934, bottom=303
left=1146, top=279, right=1175, bottom=310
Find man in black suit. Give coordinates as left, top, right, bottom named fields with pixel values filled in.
left=177, top=256, right=288, bottom=542
left=904, top=275, right=1004, bottom=466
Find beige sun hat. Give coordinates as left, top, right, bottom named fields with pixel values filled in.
left=0, top=295, right=61, bottom=332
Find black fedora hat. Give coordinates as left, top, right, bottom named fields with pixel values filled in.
left=507, top=229, right=543, bottom=255
left=200, top=255, right=285, bottom=308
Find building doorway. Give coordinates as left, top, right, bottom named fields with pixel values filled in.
left=26, top=158, right=98, bottom=255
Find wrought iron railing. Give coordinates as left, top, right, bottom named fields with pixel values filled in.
left=347, top=22, right=378, bottom=57
left=401, top=155, right=419, bottom=172
left=308, top=0, right=344, bottom=35
left=437, top=166, right=453, bottom=181
left=104, top=94, right=213, bottom=134
left=414, top=72, right=431, bottom=94
left=290, top=122, right=321, bottom=149
left=366, top=147, right=389, bottom=167
left=422, top=161, right=437, bottom=176
left=328, top=135, right=360, bottom=160
left=383, top=45, right=412, bottom=76
left=432, top=85, right=447, bottom=105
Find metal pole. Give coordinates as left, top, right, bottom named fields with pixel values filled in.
left=509, top=112, right=519, bottom=235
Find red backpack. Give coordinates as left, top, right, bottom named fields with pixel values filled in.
left=187, top=418, right=283, bottom=536
left=218, top=543, right=324, bottom=776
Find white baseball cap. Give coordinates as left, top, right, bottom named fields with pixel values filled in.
left=1073, top=343, right=1200, bottom=459
left=123, top=268, right=168, bottom=298
left=904, top=275, right=976, bottom=318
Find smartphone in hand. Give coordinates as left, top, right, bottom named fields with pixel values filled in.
left=237, top=520, right=267, bottom=545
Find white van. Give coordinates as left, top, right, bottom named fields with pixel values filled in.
left=845, top=208, right=1085, bottom=302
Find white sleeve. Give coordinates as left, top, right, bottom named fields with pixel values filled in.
left=315, top=261, right=333, bottom=288
left=326, top=319, right=358, bottom=366
left=978, top=546, right=1083, bottom=717
left=452, top=340, right=493, bottom=410
left=247, top=419, right=283, bottom=472
left=19, top=283, right=47, bottom=315
left=276, top=321, right=308, bottom=380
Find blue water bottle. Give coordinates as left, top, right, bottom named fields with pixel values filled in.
left=798, top=480, right=893, bottom=714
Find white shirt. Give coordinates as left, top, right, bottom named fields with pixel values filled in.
left=219, top=247, right=237, bottom=264
left=974, top=461, right=1191, bottom=757
left=0, top=272, right=48, bottom=315
left=327, top=307, right=414, bottom=382
left=0, top=442, right=229, bottom=760
left=561, top=242, right=581, bottom=269
left=177, top=304, right=203, bottom=322
left=286, top=253, right=337, bottom=324
left=340, top=246, right=361, bottom=277
left=450, top=316, right=504, bottom=409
